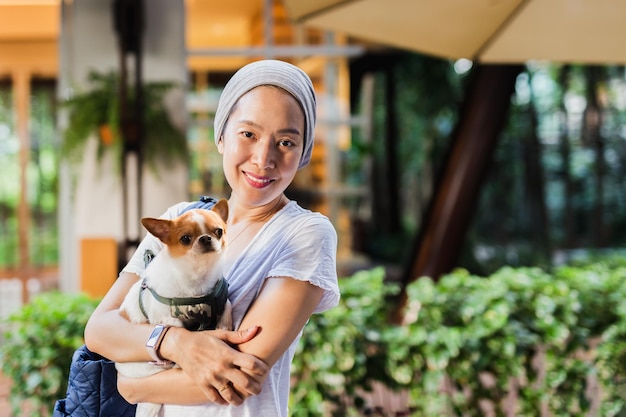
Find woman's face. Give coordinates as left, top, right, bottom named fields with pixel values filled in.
left=218, top=86, right=305, bottom=207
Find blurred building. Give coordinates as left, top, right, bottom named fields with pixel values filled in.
left=0, top=0, right=370, bottom=304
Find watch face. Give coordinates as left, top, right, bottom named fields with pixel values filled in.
left=147, top=326, right=164, bottom=348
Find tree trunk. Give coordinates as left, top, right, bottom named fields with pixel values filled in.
left=394, top=64, right=523, bottom=322
left=583, top=66, right=606, bottom=247
left=383, top=65, right=401, bottom=234
left=557, top=65, right=575, bottom=248
left=524, top=72, right=551, bottom=258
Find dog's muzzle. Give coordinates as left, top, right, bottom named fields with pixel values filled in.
left=197, top=235, right=217, bottom=253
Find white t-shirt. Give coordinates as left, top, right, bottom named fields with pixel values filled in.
left=122, top=200, right=340, bottom=417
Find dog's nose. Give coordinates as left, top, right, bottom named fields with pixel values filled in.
left=199, top=235, right=212, bottom=247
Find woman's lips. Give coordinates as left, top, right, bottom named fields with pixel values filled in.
left=244, top=171, right=274, bottom=188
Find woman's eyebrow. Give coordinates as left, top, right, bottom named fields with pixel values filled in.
left=237, top=119, right=302, bottom=136
left=237, top=119, right=262, bottom=129
left=277, top=128, right=302, bottom=136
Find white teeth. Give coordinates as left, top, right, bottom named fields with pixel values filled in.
left=247, top=173, right=271, bottom=184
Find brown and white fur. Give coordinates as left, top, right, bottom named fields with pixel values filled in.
left=116, top=199, right=232, bottom=417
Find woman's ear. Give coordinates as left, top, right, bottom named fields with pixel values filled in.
left=217, top=136, right=224, bottom=154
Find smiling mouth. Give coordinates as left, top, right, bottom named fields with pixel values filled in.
left=244, top=171, right=274, bottom=187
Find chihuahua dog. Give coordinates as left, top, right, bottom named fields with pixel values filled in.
left=116, top=198, right=232, bottom=417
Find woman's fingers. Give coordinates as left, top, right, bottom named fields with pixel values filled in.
left=164, top=328, right=269, bottom=402
left=222, top=366, right=264, bottom=396
left=214, top=325, right=260, bottom=345
left=215, top=381, right=245, bottom=405
left=199, top=380, right=246, bottom=406
left=198, top=384, right=228, bottom=405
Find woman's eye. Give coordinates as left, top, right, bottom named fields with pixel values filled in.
left=279, top=139, right=294, bottom=147
left=242, top=131, right=254, bottom=138
left=180, top=235, right=192, bottom=245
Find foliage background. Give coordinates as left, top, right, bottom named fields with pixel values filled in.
left=2, top=260, right=626, bottom=417
left=291, top=259, right=626, bottom=417
left=0, top=80, right=58, bottom=269
left=2, top=56, right=626, bottom=277
left=0, top=292, right=100, bottom=417
left=347, top=56, right=626, bottom=273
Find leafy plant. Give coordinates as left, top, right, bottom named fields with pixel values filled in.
left=3, top=261, right=626, bottom=417
left=61, top=70, right=188, bottom=172
left=290, top=267, right=400, bottom=416
left=0, top=291, right=100, bottom=417
left=292, top=259, right=626, bottom=416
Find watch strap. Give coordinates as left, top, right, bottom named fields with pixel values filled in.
left=146, top=324, right=174, bottom=366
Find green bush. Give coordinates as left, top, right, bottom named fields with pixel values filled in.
left=292, top=262, right=626, bottom=416
left=0, top=291, right=99, bottom=417
left=290, top=267, right=400, bottom=416
left=3, top=263, right=626, bottom=417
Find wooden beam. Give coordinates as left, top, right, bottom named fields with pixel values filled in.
left=0, top=41, right=58, bottom=76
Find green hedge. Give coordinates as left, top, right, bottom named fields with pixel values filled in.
left=2, top=261, right=626, bottom=417
left=291, top=261, right=626, bottom=416
left=0, top=292, right=100, bottom=417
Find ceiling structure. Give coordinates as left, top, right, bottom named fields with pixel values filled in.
left=0, top=0, right=271, bottom=76
left=0, top=0, right=58, bottom=40
left=0, top=0, right=359, bottom=76
left=0, top=0, right=59, bottom=76
left=0, top=0, right=359, bottom=271
left=186, top=0, right=262, bottom=71
left=0, top=0, right=251, bottom=75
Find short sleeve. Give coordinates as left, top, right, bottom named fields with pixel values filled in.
left=266, top=214, right=340, bottom=313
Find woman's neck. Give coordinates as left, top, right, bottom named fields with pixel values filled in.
left=223, top=195, right=288, bottom=271
left=227, top=194, right=288, bottom=225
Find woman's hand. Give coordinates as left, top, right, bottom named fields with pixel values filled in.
left=159, top=325, right=270, bottom=404
left=117, top=366, right=230, bottom=406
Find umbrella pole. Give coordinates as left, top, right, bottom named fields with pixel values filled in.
left=394, top=64, right=523, bottom=321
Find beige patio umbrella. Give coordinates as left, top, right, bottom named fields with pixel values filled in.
left=283, top=0, right=626, bottom=64
left=284, top=0, right=626, bottom=299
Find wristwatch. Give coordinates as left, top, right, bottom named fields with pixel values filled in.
left=146, top=324, right=173, bottom=365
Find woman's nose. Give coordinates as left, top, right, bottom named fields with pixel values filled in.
left=251, top=141, right=275, bottom=169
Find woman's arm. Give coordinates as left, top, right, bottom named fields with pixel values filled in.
left=118, top=276, right=323, bottom=405
left=225, top=276, right=325, bottom=397
left=118, top=327, right=264, bottom=406
left=118, top=367, right=220, bottom=406
left=236, top=277, right=324, bottom=366
left=84, top=272, right=153, bottom=361
left=85, top=271, right=269, bottom=405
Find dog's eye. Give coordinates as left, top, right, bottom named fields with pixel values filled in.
left=179, top=235, right=192, bottom=245
left=215, top=228, right=223, bottom=239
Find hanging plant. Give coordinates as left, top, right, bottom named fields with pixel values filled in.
left=61, top=70, right=189, bottom=173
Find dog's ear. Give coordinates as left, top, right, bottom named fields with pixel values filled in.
left=141, top=217, right=172, bottom=243
left=212, top=199, right=229, bottom=223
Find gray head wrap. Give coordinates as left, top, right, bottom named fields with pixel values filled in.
left=214, top=60, right=317, bottom=169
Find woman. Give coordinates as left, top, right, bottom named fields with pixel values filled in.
left=84, top=59, right=340, bottom=416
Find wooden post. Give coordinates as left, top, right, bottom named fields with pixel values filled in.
left=13, top=69, right=31, bottom=303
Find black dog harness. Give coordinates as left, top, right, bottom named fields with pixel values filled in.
left=139, top=276, right=229, bottom=331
